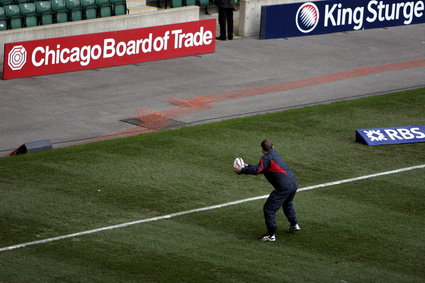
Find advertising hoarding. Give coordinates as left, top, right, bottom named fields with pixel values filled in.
left=3, top=19, right=216, bottom=79
left=260, top=0, right=425, bottom=39
left=356, top=125, right=425, bottom=145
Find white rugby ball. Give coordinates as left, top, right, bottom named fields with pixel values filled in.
left=233, top=157, right=245, bottom=168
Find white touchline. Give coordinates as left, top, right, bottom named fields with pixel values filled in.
left=1, top=164, right=424, bottom=253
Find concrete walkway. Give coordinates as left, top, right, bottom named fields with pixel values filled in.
left=0, top=19, right=424, bottom=156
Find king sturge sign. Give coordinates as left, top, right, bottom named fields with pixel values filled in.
left=3, top=19, right=215, bottom=79
left=260, top=0, right=425, bottom=39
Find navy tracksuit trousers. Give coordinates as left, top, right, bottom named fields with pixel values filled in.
left=263, top=180, right=298, bottom=235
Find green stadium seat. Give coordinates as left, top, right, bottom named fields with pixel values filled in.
left=4, top=4, right=22, bottom=29
left=80, top=0, right=96, bottom=19
left=66, top=0, right=82, bottom=21
left=66, top=0, right=83, bottom=21
left=185, top=0, right=196, bottom=5
left=0, top=0, right=14, bottom=6
left=35, top=1, right=53, bottom=25
left=95, top=0, right=110, bottom=17
left=197, top=0, right=211, bottom=6
left=0, top=7, right=7, bottom=30
left=13, top=0, right=27, bottom=5
left=19, top=2, right=37, bottom=27
left=198, top=0, right=212, bottom=14
left=170, top=0, right=182, bottom=8
left=51, top=0, right=68, bottom=22
left=109, top=0, right=125, bottom=15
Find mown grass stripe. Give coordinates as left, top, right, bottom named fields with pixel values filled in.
left=1, top=164, right=423, bottom=253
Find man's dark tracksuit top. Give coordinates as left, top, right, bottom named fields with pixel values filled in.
left=240, top=150, right=297, bottom=191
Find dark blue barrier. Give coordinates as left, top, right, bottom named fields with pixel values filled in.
left=260, top=0, right=425, bottom=39
left=356, top=125, right=425, bottom=146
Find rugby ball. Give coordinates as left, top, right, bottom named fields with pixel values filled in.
left=233, top=157, right=245, bottom=168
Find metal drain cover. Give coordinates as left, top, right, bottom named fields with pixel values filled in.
left=120, top=118, right=188, bottom=130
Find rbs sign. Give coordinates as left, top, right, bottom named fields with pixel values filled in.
left=356, top=125, right=425, bottom=146
left=260, top=0, right=425, bottom=39
left=3, top=19, right=215, bottom=79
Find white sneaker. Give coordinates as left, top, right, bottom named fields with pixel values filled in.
left=289, top=224, right=300, bottom=232
left=259, top=234, right=276, bottom=241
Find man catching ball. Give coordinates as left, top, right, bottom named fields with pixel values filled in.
left=233, top=139, right=300, bottom=242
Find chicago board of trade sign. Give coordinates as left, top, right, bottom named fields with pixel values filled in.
left=3, top=19, right=216, bottom=79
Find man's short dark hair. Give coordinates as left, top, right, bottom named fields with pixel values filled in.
left=261, top=139, right=274, bottom=151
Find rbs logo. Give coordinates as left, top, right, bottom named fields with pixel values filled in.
left=356, top=126, right=425, bottom=146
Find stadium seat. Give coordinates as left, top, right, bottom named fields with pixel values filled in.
left=4, top=4, right=22, bottom=29
left=35, top=1, right=53, bottom=25
left=185, top=0, right=196, bottom=5
left=13, top=0, right=27, bottom=5
left=66, top=0, right=82, bottom=21
left=0, top=0, right=14, bottom=6
left=170, top=0, right=182, bottom=8
left=197, top=0, right=211, bottom=6
left=80, top=0, right=96, bottom=19
left=109, top=0, right=125, bottom=16
left=0, top=7, right=7, bottom=30
left=95, top=0, right=110, bottom=17
left=19, top=2, right=37, bottom=27
left=51, top=0, right=68, bottom=22
left=198, top=0, right=212, bottom=14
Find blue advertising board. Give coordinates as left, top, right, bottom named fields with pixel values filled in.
left=356, top=125, right=425, bottom=146
left=260, top=0, right=425, bottom=39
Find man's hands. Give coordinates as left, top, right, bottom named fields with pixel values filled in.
left=233, top=166, right=242, bottom=174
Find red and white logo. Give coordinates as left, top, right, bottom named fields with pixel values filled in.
left=8, top=45, right=27, bottom=70
left=296, top=2, right=320, bottom=33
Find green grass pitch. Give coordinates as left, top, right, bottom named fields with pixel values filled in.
left=0, top=88, right=424, bottom=282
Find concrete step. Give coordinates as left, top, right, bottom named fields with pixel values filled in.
left=127, top=0, right=158, bottom=13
